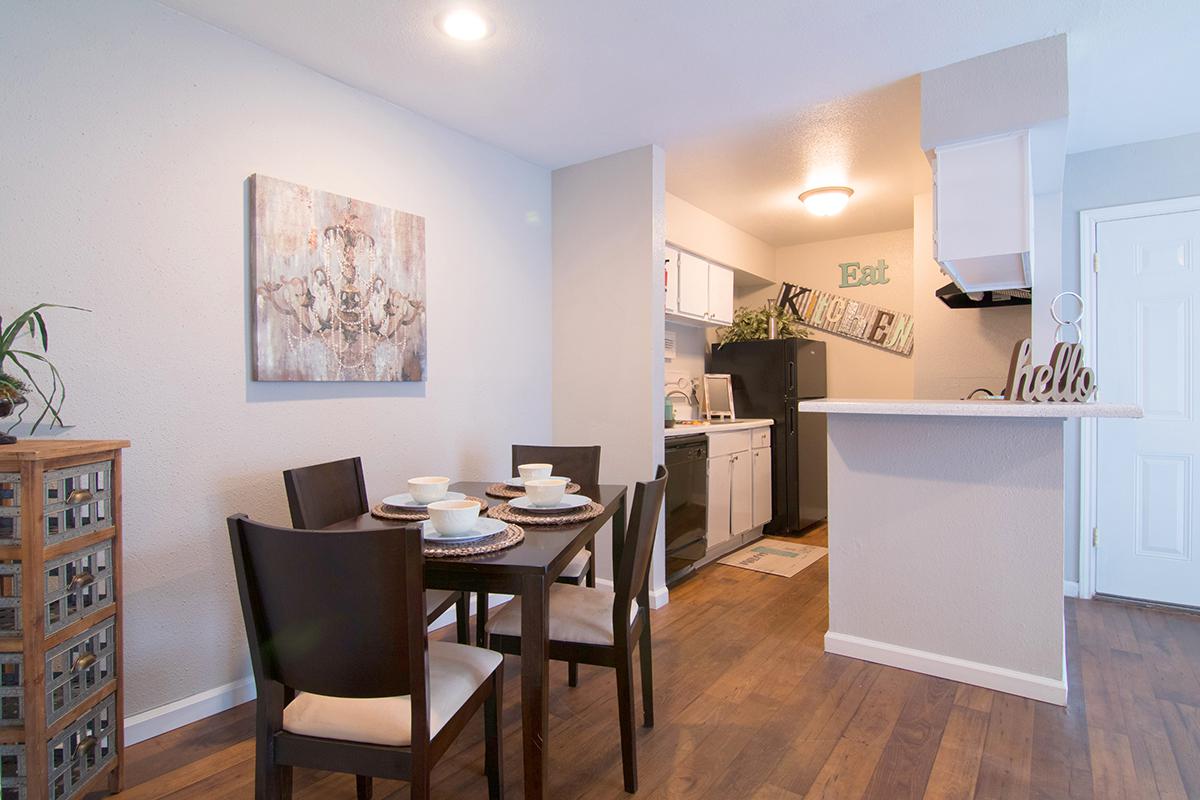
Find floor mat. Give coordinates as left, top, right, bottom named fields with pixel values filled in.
left=717, top=538, right=828, bottom=577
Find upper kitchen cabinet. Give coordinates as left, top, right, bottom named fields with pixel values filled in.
left=667, top=246, right=734, bottom=326
left=932, top=130, right=1032, bottom=292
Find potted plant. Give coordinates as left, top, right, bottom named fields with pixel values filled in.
left=0, top=304, right=88, bottom=445
left=715, top=301, right=811, bottom=345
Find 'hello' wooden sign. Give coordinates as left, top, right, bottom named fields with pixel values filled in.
left=1003, top=338, right=1096, bottom=402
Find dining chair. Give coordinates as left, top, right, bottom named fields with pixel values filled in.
left=283, top=457, right=470, bottom=644
left=484, top=465, right=667, bottom=793
left=476, top=445, right=602, bottom=685
left=227, top=515, right=504, bottom=800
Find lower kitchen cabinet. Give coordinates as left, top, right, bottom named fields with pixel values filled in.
left=706, top=429, right=770, bottom=556
left=706, top=453, right=732, bottom=549
left=752, top=444, right=772, bottom=527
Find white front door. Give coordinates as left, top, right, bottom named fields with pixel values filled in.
left=1095, top=208, right=1200, bottom=606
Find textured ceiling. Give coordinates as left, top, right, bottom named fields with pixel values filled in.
left=160, top=0, right=1200, bottom=244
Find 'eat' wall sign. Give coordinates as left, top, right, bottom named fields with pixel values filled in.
left=777, top=282, right=914, bottom=357
left=839, top=259, right=890, bottom=288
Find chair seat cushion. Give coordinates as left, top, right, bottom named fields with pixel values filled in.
left=282, top=641, right=501, bottom=747
left=557, top=550, right=591, bottom=582
left=485, top=584, right=638, bottom=646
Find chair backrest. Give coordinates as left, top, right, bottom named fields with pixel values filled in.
left=511, top=444, right=602, bottom=487
left=283, top=457, right=369, bottom=529
left=227, top=515, right=429, bottom=710
left=613, top=465, right=668, bottom=633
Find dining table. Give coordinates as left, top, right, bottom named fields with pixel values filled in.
left=321, top=480, right=629, bottom=800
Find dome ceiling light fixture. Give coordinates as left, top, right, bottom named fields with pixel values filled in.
left=436, top=8, right=494, bottom=41
left=798, top=186, right=854, bottom=217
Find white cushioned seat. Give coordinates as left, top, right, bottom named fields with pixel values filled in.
left=282, top=641, right=501, bottom=746
left=558, top=551, right=591, bottom=582
left=485, top=584, right=638, bottom=646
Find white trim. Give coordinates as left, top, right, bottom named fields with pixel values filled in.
left=125, top=593, right=514, bottom=746
left=125, top=676, right=256, bottom=745
left=824, top=631, right=1067, bottom=706
left=595, top=577, right=670, bottom=609
left=1078, top=195, right=1200, bottom=600
left=1064, top=580, right=1079, bottom=598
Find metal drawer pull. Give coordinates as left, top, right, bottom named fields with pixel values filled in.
left=71, top=653, right=97, bottom=673
left=66, top=489, right=94, bottom=505
left=75, top=735, right=97, bottom=758
left=69, top=573, right=95, bottom=590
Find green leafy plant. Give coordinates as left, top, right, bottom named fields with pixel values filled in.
left=1, top=304, right=90, bottom=433
left=716, top=303, right=811, bottom=344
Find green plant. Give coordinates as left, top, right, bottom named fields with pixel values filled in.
left=716, top=303, right=811, bottom=344
left=1, top=304, right=89, bottom=433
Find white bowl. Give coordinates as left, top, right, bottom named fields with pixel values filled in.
left=517, top=463, right=553, bottom=482
left=427, top=500, right=480, bottom=536
left=408, top=476, right=450, bottom=504
left=525, top=478, right=567, bottom=507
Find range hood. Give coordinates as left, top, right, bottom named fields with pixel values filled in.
left=935, top=281, right=1031, bottom=309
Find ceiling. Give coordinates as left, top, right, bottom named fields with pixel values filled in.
left=161, top=0, right=1200, bottom=245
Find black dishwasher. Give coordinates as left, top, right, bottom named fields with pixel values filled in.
left=665, top=434, right=708, bottom=586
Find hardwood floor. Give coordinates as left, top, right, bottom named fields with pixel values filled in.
left=113, top=526, right=1200, bottom=799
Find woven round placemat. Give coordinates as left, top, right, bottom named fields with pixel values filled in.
left=370, top=496, right=489, bottom=522
left=487, top=500, right=604, bottom=527
left=485, top=482, right=582, bottom=499
left=424, top=524, right=524, bottom=558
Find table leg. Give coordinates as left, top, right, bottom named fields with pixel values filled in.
left=521, top=573, right=550, bottom=799
left=611, top=494, right=628, bottom=578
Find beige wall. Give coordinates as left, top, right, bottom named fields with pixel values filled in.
left=740, top=228, right=916, bottom=398
left=666, top=192, right=775, bottom=283
left=912, top=193, right=1031, bottom=398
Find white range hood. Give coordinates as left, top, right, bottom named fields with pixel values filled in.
left=931, top=130, right=1032, bottom=292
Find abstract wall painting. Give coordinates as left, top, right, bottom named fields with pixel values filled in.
left=250, top=174, right=427, bottom=381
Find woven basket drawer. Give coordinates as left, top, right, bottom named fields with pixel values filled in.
left=45, top=618, right=115, bottom=726
left=0, top=653, right=24, bottom=730
left=43, top=462, right=112, bottom=547
left=0, top=473, right=18, bottom=544
left=47, top=694, right=116, bottom=800
left=0, top=742, right=27, bottom=800
left=0, top=562, right=21, bottom=639
left=44, top=544, right=113, bottom=637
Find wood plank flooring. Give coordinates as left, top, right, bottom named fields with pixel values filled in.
left=112, top=526, right=1200, bottom=799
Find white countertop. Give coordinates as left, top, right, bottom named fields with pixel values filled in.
left=664, top=418, right=774, bottom=437
left=795, top=398, right=1142, bottom=419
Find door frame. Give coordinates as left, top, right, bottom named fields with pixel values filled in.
left=1078, top=194, right=1200, bottom=599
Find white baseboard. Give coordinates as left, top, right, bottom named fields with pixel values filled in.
left=125, top=675, right=257, bottom=745
left=1064, top=580, right=1080, bottom=598
left=824, top=631, right=1067, bottom=706
left=594, top=577, right=670, bottom=609
left=125, top=593, right=514, bottom=746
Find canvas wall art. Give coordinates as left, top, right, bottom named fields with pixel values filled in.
left=250, top=174, right=427, bottom=381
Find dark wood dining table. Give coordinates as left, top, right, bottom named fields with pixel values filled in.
left=321, top=481, right=629, bottom=800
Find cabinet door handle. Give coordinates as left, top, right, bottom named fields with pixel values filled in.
left=70, top=572, right=95, bottom=590
left=72, top=652, right=97, bottom=673
left=66, top=489, right=94, bottom=506
left=75, top=736, right=97, bottom=759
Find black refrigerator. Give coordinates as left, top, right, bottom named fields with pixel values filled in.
left=707, top=339, right=827, bottom=533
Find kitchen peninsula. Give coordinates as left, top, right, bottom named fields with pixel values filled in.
left=797, top=398, right=1141, bottom=705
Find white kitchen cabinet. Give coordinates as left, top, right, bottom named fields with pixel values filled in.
left=752, top=445, right=772, bottom=527
left=677, top=252, right=709, bottom=318
left=664, top=247, right=679, bottom=314
left=708, top=262, right=734, bottom=325
left=730, top=450, right=753, bottom=537
left=706, top=453, right=732, bottom=548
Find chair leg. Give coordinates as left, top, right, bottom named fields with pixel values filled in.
left=639, top=618, right=654, bottom=728
left=411, top=772, right=431, bottom=800
left=355, top=775, right=373, bottom=800
left=615, top=649, right=638, bottom=793
left=477, top=591, right=490, bottom=647
left=568, top=661, right=579, bottom=687
left=567, top=571, right=585, bottom=687
left=455, top=593, right=470, bottom=644
left=485, top=667, right=505, bottom=800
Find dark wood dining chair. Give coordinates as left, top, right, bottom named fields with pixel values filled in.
left=283, top=457, right=470, bottom=643
left=484, top=465, right=667, bottom=793
left=227, top=515, right=504, bottom=800
left=476, top=445, right=602, bottom=685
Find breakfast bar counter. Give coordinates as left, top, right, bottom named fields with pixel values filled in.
left=797, top=398, right=1141, bottom=705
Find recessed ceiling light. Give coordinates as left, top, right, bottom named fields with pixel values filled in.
left=436, top=8, right=494, bottom=41
left=798, top=186, right=854, bottom=217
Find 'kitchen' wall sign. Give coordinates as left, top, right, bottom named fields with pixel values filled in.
left=777, top=282, right=914, bottom=356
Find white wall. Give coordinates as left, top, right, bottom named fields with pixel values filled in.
left=1059, top=131, right=1200, bottom=583
left=912, top=193, right=1031, bottom=398
left=666, top=192, right=775, bottom=284
left=740, top=229, right=916, bottom=398
left=1, top=0, right=552, bottom=719
left=553, top=146, right=667, bottom=595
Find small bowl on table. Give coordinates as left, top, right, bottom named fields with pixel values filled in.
left=408, top=476, right=450, bottom=505
left=524, top=478, right=568, bottom=508
left=517, top=463, right=553, bottom=482
left=427, top=499, right=481, bottom=536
